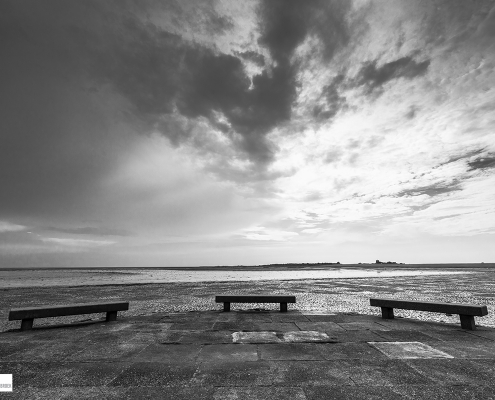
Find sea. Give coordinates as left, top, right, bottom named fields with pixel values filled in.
left=0, top=266, right=475, bottom=289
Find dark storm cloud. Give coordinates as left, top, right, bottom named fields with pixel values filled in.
left=396, top=183, right=461, bottom=198
left=0, top=0, right=354, bottom=223
left=313, top=74, right=347, bottom=121
left=258, top=0, right=349, bottom=63
left=83, top=1, right=352, bottom=164
left=46, top=226, right=133, bottom=237
left=247, top=0, right=351, bottom=149
left=87, top=0, right=352, bottom=164
left=438, top=148, right=485, bottom=168
left=355, top=56, right=430, bottom=93
left=468, top=155, right=495, bottom=171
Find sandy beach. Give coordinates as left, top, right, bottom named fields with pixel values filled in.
left=1, top=265, right=494, bottom=331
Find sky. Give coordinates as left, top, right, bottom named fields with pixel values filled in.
left=1, top=0, right=495, bottom=268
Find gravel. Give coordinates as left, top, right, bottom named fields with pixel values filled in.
left=1, top=268, right=494, bottom=332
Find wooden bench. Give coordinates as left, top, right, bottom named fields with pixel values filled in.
left=370, top=298, right=488, bottom=330
left=215, top=295, right=296, bottom=312
left=8, top=301, right=129, bottom=331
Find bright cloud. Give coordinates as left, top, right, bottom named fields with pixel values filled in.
left=0, top=221, right=25, bottom=233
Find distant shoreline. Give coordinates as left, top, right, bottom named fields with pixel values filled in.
left=0, top=263, right=493, bottom=271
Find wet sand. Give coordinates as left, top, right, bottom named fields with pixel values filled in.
left=1, top=266, right=494, bottom=331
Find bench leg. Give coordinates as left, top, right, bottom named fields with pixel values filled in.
left=223, top=302, right=230, bottom=312
left=106, top=311, right=118, bottom=322
left=460, top=314, right=475, bottom=330
left=280, top=303, right=288, bottom=312
left=381, top=307, right=394, bottom=319
left=20, top=318, right=34, bottom=331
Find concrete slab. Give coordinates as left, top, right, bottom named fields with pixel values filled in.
left=75, top=330, right=139, bottom=344
left=232, top=331, right=282, bottom=344
left=127, top=332, right=174, bottom=343
left=0, top=361, right=130, bottom=388
left=121, top=322, right=173, bottom=332
left=405, top=359, right=495, bottom=385
left=337, top=322, right=391, bottom=331
left=123, top=385, right=215, bottom=400
left=373, top=318, right=451, bottom=331
left=108, top=362, right=198, bottom=387
left=282, top=331, right=332, bottom=343
left=368, top=342, right=454, bottom=359
left=262, top=360, right=354, bottom=387
left=323, top=330, right=387, bottom=343
left=0, top=387, right=65, bottom=399
left=374, top=330, right=441, bottom=342
left=432, top=340, right=495, bottom=358
left=0, top=334, right=29, bottom=344
left=304, top=314, right=380, bottom=323
left=339, top=359, right=432, bottom=385
left=258, top=344, right=327, bottom=361
left=319, top=343, right=387, bottom=360
left=302, top=314, right=338, bottom=322
left=169, top=322, right=215, bottom=331
left=154, top=330, right=183, bottom=343
left=212, top=322, right=259, bottom=331
left=214, top=386, right=307, bottom=400
left=256, top=322, right=301, bottom=332
left=191, top=361, right=272, bottom=386
left=66, top=342, right=148, bottom=362
left=304, top=385, right=406, bottom=399
left=6, top=327, right=95, bottom=342
left=295, top=322, right=345, bottom=332
left=0, top=341, right=63, bottom=361
left=177, top=330, right=236, bottom=344
left=467, top=330, right=495, bottom=341
left=56, top=387, right=128, bottom=400
left=393, top=384, right=495, bottom=400
left=234, top=313, right=274, bottom=323
left=271, top=312, right=310, bottom=323
left=198, top=344, right=258, bottom=363
left=133, top=343, right=202, bottom=363
left=421, top=330, right=491, bottom=342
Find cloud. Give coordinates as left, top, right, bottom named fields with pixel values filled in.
left=40, top=237, right=116, bottom=247
left=45, top=226, right=133, bottom=237
left=468, top=154, right=495, bottom=171
left=234, top=50, right=265, bottom=67
left=355, top=56, right=430, bottom=93
left=396, top=182, right=462, bottom=198
left=312, top=74, right=347, bottom=121
left=0, top=221, right=26, bottom=233
left=258, top=0, right=350, bottom=63
left=235, top=226, right=298, bottom=242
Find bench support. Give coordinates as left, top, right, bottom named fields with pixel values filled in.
left=21, top=318, right=34, bottom=331
left=280, top=303, right=287, bottom=312
left=381, top=307, right=394, bottom=319
left=106, top=311, right=118, bottom=322
left=224, top=302, right=230, bottom=312
left=460, top=314, right=475, bottom=330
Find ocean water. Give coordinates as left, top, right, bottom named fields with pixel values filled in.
left=0, top=268, right=472, bottom=288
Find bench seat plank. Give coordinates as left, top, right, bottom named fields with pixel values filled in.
left=370, top=298, right=488, bottom=330
left=8, top=302, right=129, bottom=331
left=215, top=295, right=296, bottom=303
left=370, top=298, right=488, bottom=316
left=215, top=295, right=296, bottom=312
left=9, top=302, right=129, bottom=320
